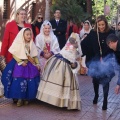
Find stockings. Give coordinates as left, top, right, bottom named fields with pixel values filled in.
left=93, top=78, right=110, bottom=110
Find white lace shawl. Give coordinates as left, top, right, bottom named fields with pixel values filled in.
left=60, top=33, right=82, bottom=63
left=35, top=20, right=60, bottom=57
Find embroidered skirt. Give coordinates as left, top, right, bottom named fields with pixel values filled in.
left=2, top=59, right=40, bottom=99
left=36, top=55, right=81, bottom=110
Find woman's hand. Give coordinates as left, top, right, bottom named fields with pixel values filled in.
left=43, top=53, right=48, bottom=59
left=76, top=57, right=81, bottom=61
left=36, top=64, right=41, bottom=71
left=71, top=62, right=77, bottom=69
left=44, top=52, right=52, bottom=59
left=22, top=62, right=27, bottom=66
left=115, top=85, right=120, bottom=94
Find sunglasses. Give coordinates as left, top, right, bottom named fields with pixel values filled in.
left=38, top=17, right=43, bottom=19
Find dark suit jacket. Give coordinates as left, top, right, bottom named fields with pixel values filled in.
left=50, top=19, right=67, bottom=49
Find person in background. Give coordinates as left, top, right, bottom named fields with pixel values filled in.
left=78, top=21, right=84, bottom=34
left=50, top=9, right=67, bottom=49
left=80, top=20, right=92, bottom=41
left=106, top=34, right=120, bottom=94
left=81, top=15, right=115, bottom=110
left=66, top=20, right=79, bottom=39
left=0, top=71, right=4, bottom=98
left=2, top=28, right=40, bottom=107
left=35, top=20, right=60, bottom=72
left=31, top=13, right=43, bottom=38
left=111, top=23, right=116, bottom=31
left=78, top=20, right=92, bottom=75
left=115, top=22, right=120, bottom=39
left=0, top=8, right=32, bottom=63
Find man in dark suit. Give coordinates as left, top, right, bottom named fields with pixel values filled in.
left=50, top=9, right=67, bottom=49
left=106, top=34, right=120, bottom=94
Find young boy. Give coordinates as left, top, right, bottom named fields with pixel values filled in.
left=106, top=33, right=120, bottom=94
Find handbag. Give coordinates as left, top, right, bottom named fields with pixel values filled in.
left=79, top=57, right=87, bottom=75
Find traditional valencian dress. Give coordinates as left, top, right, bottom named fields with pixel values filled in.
left=79, top=20, right=92, bottom=75
left=1, top=28, right=40, bottom=100
left=35, top=20, right=60, bottom=72
left=36, top=33, right=82, bottom=110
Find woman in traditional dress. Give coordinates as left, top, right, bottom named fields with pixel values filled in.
left=36, top=32, right=82, bottom=110
left=2, top=28, right=40, bottom=107
left=35, top=20, right=60, bottom=72
left=79, top=20, right=92, bottom=40
left=78, top=20, right=92, bottom=75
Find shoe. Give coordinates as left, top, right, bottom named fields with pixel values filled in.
left=102, top=100, right=107, bottom=110
left=0, top=95, right=4, bottom=98
left=23, top=100, right=29, bottom=105
left=17, top=99, right=23, bottom=107
left=93, top=95, right=99, bottom=104
left=102, top=106, right=107, bottom=110
left=13, top=99, right=18, bottom=103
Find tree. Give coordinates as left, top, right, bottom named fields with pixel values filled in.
left=86, top=0, right=92, bottom=15
left=92, top=0, right=119, bottom=22
left=51, top=0, right=89, bottom=24
left=45, top=0, right=51, bottom=20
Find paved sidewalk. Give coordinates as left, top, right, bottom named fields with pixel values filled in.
left=0, top=74, right=120, bottom=120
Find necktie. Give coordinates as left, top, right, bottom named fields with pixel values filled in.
left=56, top=21, right=59, bottom=26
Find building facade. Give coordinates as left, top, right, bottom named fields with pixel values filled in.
left=0, top=0, right=47, bottom=41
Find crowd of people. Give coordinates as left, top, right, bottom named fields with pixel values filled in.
left=0, top=7, right=120, bottom=111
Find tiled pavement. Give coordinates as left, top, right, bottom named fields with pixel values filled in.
left=0, top=73, right=120, bottom=120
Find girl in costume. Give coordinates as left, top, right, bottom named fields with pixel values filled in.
left=2, top=28, right=40, bottom=107
left=36, top=32, right=82, bottom=110
left=35, top=20, right=60, bottom=72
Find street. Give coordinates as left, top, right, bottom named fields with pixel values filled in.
left=0, top=74, right=120, bottom=120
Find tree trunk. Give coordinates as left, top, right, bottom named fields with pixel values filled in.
left=45, top=0, right=51, bottom=20
left=86, top=0, right=92, bottom=15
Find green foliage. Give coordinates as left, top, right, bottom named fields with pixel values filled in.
left=92, top=0, right=119, bottom=22
left=51, top=0, right=90, bottom=24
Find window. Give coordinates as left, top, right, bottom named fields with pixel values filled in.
left=3, top=0, right=10, bottom=19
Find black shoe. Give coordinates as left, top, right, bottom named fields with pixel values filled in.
left=13, top=99, right=18, bottom=103
left=93, top=95, right=99, bottom=104
left=102, top=106, right=107, bottom=110
left=102, top=100, right=107, bottom=110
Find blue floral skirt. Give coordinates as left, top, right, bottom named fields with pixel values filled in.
left=2, top=59, right=40, bottom=99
